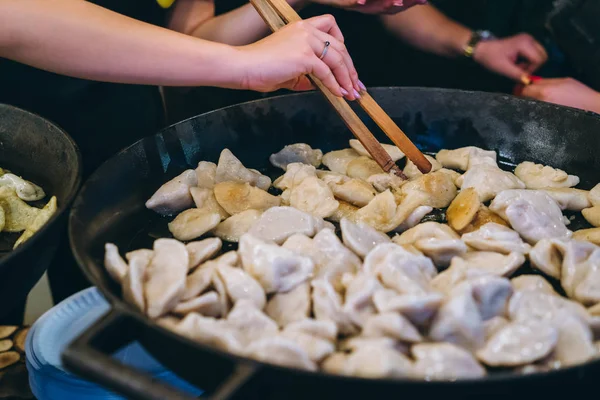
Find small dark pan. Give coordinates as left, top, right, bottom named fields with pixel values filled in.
left=0, top=104, right=82, bottom=320
left=64, top=88, right=600, bottom=399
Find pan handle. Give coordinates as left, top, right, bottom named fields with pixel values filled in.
left=62, top=308, right=258, bottom=400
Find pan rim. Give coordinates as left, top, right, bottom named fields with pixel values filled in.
left=68, top=87, right=600, bottom=387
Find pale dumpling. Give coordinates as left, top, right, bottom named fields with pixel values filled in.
left=459, top=165, right=525, bottom=202
left=490, top=190, right=571, bottom=244
left=540, top=188, right=591, bottom=211
left=329, top=178, right=376, bottom=207
left=367, top=172, right=406, bottom=193
left=346, top=156, right=385, bottom=180
left=312, top=278, right=358, bottom=335
left=354, top=190, right=402, bottom=233
left=265, top=282, right=311, bottom=327
left=195, top=161, right=217, bottom=189
left=451, top=251, right=525, bottom=277
left=215, top=149, right=271, bottom=190
left=289, top=176, right=339, bottom=218
left=214, top=181, right=280, bottom=215
left=145, top=170, right=197, bottom=216
left=514, top=161, right=579, bottom=190
left=435, top=146, right=497, bottom=171
left=373, top=290, right=443, bottom=327
left=247, top=206, right=327, bottom=244
left=212, top=209, right=263, bottom=242
left=269, top=143, right=323, bottom=170
left=412, top=343, right=486, bottom=380
left=238, top=234, right=314, bottom=294
left=461, top=223, right=532, bottom=254
left=401, top=170, right=457, bottom=208
left=322, top=148, right=360, bottom=174
left=167, top=209, right=221, bottom=241
left=340, top=218, right=390, bottom=258
left=403, top=155, right=442, bottom=180
left=189, top=187, right=229, bottom=220
left=349, top=139, right=405, bottom=162
left=274, top=163, right=316, bottom=190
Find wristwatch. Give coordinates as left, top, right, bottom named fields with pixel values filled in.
left=463, top=30, right=497, bottom=58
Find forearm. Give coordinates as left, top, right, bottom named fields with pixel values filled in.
left=380, top=4, right=471, bottom=58
left=0, top=0, right=243, bottom=88
left=169, top=0, right=307, bottom=46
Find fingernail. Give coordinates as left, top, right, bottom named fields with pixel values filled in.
left=358, top=80, right=367, bottom=91
left=357, top=0, right=366, bottom=4
left=341, top=88, right=349, bottom=96
left=353, top=89, right=361, bottom=99
left=393, top=1, right=403, bottom=6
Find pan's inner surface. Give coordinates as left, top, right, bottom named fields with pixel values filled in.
left=70, top=88, right=600, bottom=385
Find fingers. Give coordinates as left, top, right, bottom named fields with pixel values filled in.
left=310, top=28, right=361, bottom=94
left=310, top=57, right=347, bottom=98
left=514, top=34, right=547, bottom=71
left=521, top=82, right=547, bottom=100
left=310, top=38, right=356, bottom=100
left=304, top=15, right=345, bottom=43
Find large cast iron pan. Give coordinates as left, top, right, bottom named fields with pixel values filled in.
left=0, top=104, right=81, bottom=321
left=64, top=88, right=600, bottom=399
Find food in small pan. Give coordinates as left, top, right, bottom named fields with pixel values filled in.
left=0, top=168, right=57, bottom=249
left=105, top=142, right=600, bottom=380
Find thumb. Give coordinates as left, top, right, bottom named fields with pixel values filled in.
left=493, top=59, right=529, bottom=82
left=280, top=76, right=314, bottom=92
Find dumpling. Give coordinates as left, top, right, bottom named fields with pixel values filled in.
left=212, top=209, right=263, bottom=242
left=573, top=228, right=600, bottom=246
left=507, top=290, right=590, bottom=324
left=346, top=156, right=384, bottom=180
left=548, top=310, right=596, bottom=367
left=540, top=188, right=591, bottom=211
left=514, top=161, right=579, bottom=189
left=468, top=275, right=513, bottom=320
left=0, top=172, right=45, bottom=201
left=373, top=290, right=443, bottom=327
left=582, top=206, right=600, bottom=227
left=182, top=251, right=237, bottom=301
left=412, top=343, right=486, bottom=380
left=435, top=146, right=497, bottom=171
left=279, top=329, right=335, bottom=363
left=104, top=243, right=128, bottom=284
left=340, top=218, right=390, bottom=258
left=483, top=316, right=509, bottom=340
left=529, top=238, right=569, bottom=280
left=312, top=278, right=358, bottom=335
left=195, top=161, right=217, bottom=189
left=454, top=251, right=525, bottom=277
left=226, top=300, right=279, bottom=346
left=412, top=238, right=468, bottom=268
left=459, top=205, right=510, bottom=234
left=322, top=148, right=360, bottom=174
left=265, top=282, right=311, bottom=327
left=327, top=340, right=414, bottom=378
left=446, top=187, right=481, bottom=232
left=145, top=170, right=197, bottom=216
left=274, top=163, right=317, bottom=190
left=189, top=187, right=229, bottom=220
left=144, top=239, right=189, bottom=318
left=510, top=275, right=559, bottom=296
left=214, top=181, right=280, bottom=215
left=173, top=313, right=243, bottom=355
left=362, top=312, right=422, bottom=343
left=215, top=149, right=271, bottom=190
left=354, top=190, right=401, bottom=233
left=429, top=284, right=485, bottom=351
left=364, top=243, right=437, bottom=295
left=590, top=184, right=600, bottom=206
left=476, top=321, right=558, bottom=367
left=490, top=190, right=571, bottom=244
left=301, top=229, right=362, bottom=291
left=122, top=249, right=150, bottom=313
left=185, top=238, right=222, bottom=270
left=238, top=234, right=314, bottom=294
left=285, top=319, right=338, bottom=342
left=173, top=291, right=221, bottom=317
left=248, top=206, right=327, bottom=244
left=400, top=170, right=457, bottom=208
left=461, top=223, right=531, bottom=254
left=327, top=200, right=359, bottom=223
left=367, top=172, right=406, bottom=193
left=167, top=209, right=221, bottom=241
left=269, top=143, right=323, bottom=170
left=289, top=176, right=339, bottom=218
left=329, top=178, right=376, bottom=207
left=216, top=264, right=266, bottom=309
left=459, top=165, right=525, bottom=202
left=349, top=139, right=405, bottom=162
left=342, top=272, right=383, bottom=327
left=394, top=221, right=459, bottom=244
left=430, top=263, right=489, bottom=295
left=394, top=205, right=433, bottom=233
left=403, top=155, right=442, bottom=180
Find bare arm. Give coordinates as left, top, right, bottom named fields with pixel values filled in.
left=168, top=0, right=307, bottom=45
left=380, top=4, right=471, bottom=58
left=0, top=0, right=243, bottom=88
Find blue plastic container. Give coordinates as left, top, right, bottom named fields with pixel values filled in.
left=26, top=287, right=203, bottom=400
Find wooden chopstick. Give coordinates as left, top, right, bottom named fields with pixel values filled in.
left=253, top=0, right=432, bottom=174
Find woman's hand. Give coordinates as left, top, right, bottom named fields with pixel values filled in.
left=473, top=33, right=548, bottom=82
left=521, top=78, right=600, bottom=114
left=237, top=15, right=363, bottom=100
left=346, top=0, right=428, bottom=15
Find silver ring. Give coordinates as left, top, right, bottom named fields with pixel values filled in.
left=319, top=41, right=330, bottom=60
